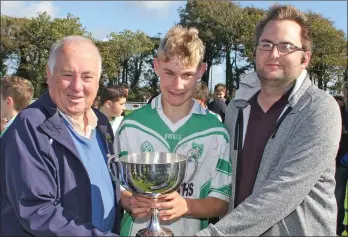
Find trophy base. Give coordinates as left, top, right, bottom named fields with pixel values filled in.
left=136, top=227, right=174, bottom=237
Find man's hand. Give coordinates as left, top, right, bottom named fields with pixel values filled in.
left=155, top=191, right=188, bottom=221
left=129, top=195, right=156, bottom=219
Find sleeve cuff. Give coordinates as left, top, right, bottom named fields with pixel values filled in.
left=208, top=191, right=230, bottom=203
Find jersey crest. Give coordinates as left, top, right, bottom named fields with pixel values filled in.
left=141, top=141, right=154, bottom=152
left=192, top=142, right=204, bottom=159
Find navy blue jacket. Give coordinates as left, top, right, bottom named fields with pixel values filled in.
left=1, top=92, right=122, bottom=236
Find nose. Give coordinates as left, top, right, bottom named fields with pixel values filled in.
left=172, top=76, right=185, bottom=90
left=69, top=75, right=83, bottom=92
left=269, top=45, right=280, bottom=59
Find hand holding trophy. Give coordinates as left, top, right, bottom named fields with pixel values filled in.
left=108, top=150, right=199, bottom=237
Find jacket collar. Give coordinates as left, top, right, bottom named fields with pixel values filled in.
left=37, top=92, right=113, bottom=158
left=38, top=92, right=80, bottom=159
left=235, top=69, right=311, bottom=108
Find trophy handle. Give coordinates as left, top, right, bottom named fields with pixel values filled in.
left=183, top=149, right=199, bottom=183
left=107, top=154, right=121, bottom=182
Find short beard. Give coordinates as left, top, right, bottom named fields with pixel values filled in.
left=257, top=70, right=298, bottom=89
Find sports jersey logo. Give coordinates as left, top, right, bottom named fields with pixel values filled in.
left=141, top=141, right=154, bottom=152
left=192, top=142, right=204, bottom=158
left=165, top=133, right=182, bottom=140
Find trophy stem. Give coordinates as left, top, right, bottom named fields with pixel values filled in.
left=136, top=208, right=174, bottom=237
left=148, top=208, right=162, bottom=233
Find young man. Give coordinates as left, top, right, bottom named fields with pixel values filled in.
left=114, top=25, right=231, bottom=236
left=0, top=75, right=34, bottom=136
left=194, top=82, right=222, bottom=122
left=196, top=5, right=341, bottom=236
left=99, top=85, right=127, bottom=135
left=1, top=36, right=121, bottom=236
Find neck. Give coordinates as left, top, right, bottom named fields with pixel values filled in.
left=68, top=111, right=89, bottom=135
left=99, top=106, right=113, bottom=121
left=258, top=80, right=295, bottom=112
left=6, top=110, right=18, bottom=121
left=162, top=97, right=193, bottom=123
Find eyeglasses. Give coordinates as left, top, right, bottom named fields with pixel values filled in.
left=257, top=42, right=304, bottom=54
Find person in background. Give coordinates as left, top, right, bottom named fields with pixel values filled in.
left=120, top=83, right=129, bottom=117
left=115, top=25, right=231, bottom=236
left=147, top=91, right=160, bottom=104
left=214, top=83, right=230, bottom=104
left=0, top=75, right=34, bottom=136
left=196, top=4, right=341, bottom=236
left=99, top=85, right=127, bottom=136
left=194, top=82, right=222, bottom=122
left=207, top=83, right=229, bottom=122
left=93, top=95, right=100, bottom=109
left=334, top=95, right=348, bottom=236
left=1, top=35, right=121, bottom=236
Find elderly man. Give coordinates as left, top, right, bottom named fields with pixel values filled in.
left=1, top=36, right=121, bottom=236
left=196, top=4, right=341, bottom=236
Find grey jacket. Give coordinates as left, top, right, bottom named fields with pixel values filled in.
left=195, top=70, right=341, bottom=236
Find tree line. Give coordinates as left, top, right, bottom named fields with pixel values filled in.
left=1, top=0, right=347, bottom=100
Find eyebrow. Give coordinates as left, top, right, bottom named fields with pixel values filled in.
left=60, top=68, right=74, bottom=73
left=81, top=71, right=94, bottom=75
left=260, top=39, right=294, bottom=45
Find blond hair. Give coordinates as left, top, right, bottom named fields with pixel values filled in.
left=1, top=76, right=34, bottom=111
left=255, top=4, right=312, bottom=52
left=157, top=25, right=205, bottom=67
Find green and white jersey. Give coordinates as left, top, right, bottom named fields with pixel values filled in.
left=114, top=95, right=232, bottom=237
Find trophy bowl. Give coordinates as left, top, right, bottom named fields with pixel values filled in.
left=108, top=150, right=199, bottom=237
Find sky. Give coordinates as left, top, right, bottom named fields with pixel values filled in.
left=1, top=1, right=347, bottom=91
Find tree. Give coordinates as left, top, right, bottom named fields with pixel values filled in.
left=0, top=15, right=30, bottom=77
left=4, top=12, right=89, bottom=96
left=306, top=11, right=347, bottom=90
left=178, top=0, right=224, bottom=86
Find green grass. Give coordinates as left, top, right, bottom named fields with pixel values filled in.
left=343, top=183, right=348, bottom=236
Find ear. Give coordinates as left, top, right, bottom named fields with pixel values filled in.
left=106, top=100, right=112, bottom=108
left=153, top=58, right=159, bottom=76
left=301, top=51, right=311, bottom=68
left=46, top=64, right=52, bottom=84
left=197, top=63, right=207, bottom=80
left=6, top=96, right=14, bottom=108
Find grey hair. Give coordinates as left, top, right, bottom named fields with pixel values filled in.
left=47, top=35, right=102, bottom=78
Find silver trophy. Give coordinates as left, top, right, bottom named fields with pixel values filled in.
left=108, top=150, right=199, bottom=237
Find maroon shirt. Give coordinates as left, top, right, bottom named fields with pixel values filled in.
left=234, top=90, right=291, bottom=207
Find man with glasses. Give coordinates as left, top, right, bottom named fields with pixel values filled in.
left=195, top=4, right=341, bottom=236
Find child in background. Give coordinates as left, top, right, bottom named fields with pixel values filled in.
left=99, top=85, right=127, bottom=136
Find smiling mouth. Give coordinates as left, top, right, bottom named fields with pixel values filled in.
left=169, top=91, right=184, bottom=97
left=68, top=95, right=84, bottom=100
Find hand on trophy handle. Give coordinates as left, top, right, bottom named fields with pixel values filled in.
left=155, top=191, right=189, bottom=221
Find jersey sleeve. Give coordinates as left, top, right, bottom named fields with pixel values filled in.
left=208, top=134, right=232, bottom=202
